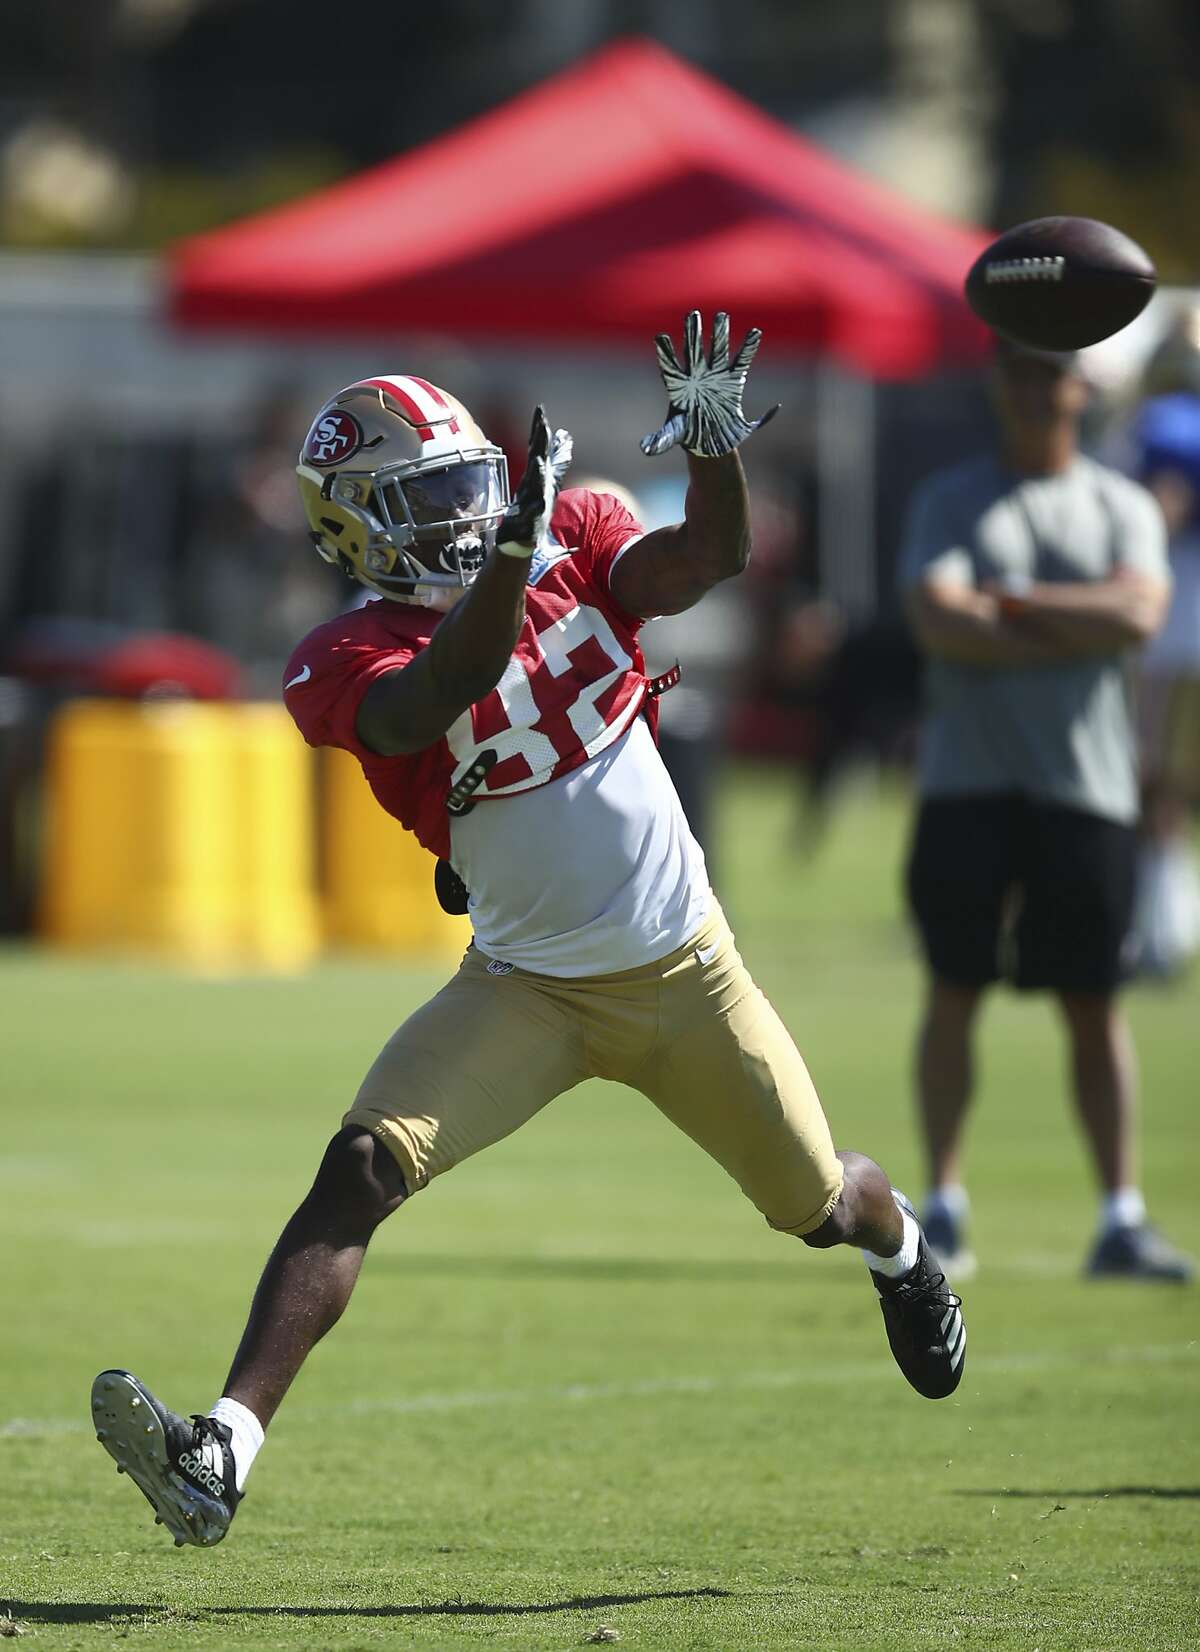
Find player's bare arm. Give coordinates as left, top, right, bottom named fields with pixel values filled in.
left=612, top=310, right=777, bottom=619
left=907, top=577, right=1061, bottom=667
left=611, top=450, right=750, bottom=617
left=357, top=407, right=570, bottom=756
left=987, top=572, right=1171, bottom=656
left=355, top=550, right=529, bottom=755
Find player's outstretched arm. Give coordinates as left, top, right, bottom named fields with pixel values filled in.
left=613, top=311, right=776, bottom=618
left=357, top=407, right=570, bottom=756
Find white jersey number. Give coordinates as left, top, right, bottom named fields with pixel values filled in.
left=445, top=604, right=635, bottom=796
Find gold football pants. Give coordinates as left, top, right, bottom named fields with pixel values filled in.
left=344, top=903, right=844, bottom=1236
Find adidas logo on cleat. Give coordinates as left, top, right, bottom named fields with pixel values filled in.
left=178, top=1447, right=226, bottom=1497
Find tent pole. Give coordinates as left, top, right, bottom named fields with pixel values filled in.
left=815, top=362, right=877, bottom=620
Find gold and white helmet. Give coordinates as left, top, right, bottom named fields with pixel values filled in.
left=296, top=375, right=509, bottom=606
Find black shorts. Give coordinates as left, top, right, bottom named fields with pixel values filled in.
left=906, top=794, right=1137, bottom=994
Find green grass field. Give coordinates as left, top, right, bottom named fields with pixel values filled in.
left=3, top=768, right=1198, bottom=1652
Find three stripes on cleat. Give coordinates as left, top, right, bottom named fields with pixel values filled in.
left=941, top=1302, right=966, bottom=1372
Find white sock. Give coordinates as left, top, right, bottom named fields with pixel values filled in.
left=209, top=1396, right=264, bottom=1493
left=1101, top=1188, right=1146, bottom=1233
left=925, top=1183, right=969, bottom=1222
left=863, top=1210, right=921, bottom=1279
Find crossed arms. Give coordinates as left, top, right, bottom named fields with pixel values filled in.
left=907, top=571, right=1170, bottom=668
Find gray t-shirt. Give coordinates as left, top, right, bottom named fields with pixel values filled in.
left=899, top=453, right=1168, bottom=823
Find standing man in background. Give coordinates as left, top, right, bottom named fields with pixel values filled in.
left=899, top=334, right=1193, bottom=1283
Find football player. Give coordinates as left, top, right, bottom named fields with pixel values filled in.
left=91, top=313, right=966, bottom=1549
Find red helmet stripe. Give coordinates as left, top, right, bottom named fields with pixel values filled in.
left=361, top=376, right=441, bottom=442
left=407, top=376, right=460, bottom=435
left=406, top=376, right=448, bottom=407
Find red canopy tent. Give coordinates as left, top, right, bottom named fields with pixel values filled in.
left=168, top=38, right=989, bottom=379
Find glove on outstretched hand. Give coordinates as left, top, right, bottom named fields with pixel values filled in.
left=497, top=404, right=573, bottom=556
left=640, top=310, right=779, bottom=459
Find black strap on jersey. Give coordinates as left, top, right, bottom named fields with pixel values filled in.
left=438, top=749, right=501, bottom=914
left=445, top=748, right=498, bottom=817
left=646, top=662, right=681, bottom=697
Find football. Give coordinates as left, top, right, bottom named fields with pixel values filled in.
left=964, top=216, right=1156, bottom=351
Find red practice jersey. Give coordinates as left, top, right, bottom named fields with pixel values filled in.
left=283, top=488, right=653, bottom=862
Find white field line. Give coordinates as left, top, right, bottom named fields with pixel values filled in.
left=2, top=1342, right=1193, bottom=1442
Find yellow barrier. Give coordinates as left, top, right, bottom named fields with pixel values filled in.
left=320, top=745, right=469, bottom=957
left=40, top=700, right=320, bottom=971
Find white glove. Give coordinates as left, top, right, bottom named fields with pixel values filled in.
left=641, top=310, right=779, bottom=459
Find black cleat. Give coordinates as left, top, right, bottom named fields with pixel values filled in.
left=871, top=1197, right=966, bottom=1399
left=91, top=1369, right=240, bottom=1547
left=1085, top=1222, right=1195, bottom=1283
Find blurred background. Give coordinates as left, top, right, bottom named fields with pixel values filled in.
left=1, top=0, right=1199, bottom=968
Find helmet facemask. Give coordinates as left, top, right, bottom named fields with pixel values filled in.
left=316, top=452, right=508, bottom=607
left=370, top=453, right=509, bottom=597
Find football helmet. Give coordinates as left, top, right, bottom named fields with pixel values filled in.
left=296, top=375, right=509, bottom=606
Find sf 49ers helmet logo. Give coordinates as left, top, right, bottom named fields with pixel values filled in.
left=303, top=409, right=363, bottom=467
